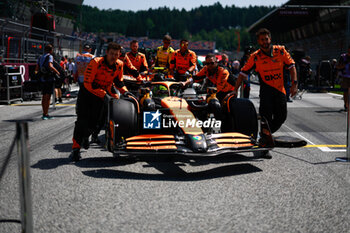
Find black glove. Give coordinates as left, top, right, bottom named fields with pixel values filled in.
left=123, top=91, right=136, bottom=99
left=131, top=69, right=139, bottom=78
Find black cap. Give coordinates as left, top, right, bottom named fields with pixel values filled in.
left=83, top=44, right=91, bottom=50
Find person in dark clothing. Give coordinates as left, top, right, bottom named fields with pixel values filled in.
left=70, top=42, right=133, bottom=161
left=234, top=28, right=298, bottom=158
left=35, top=44, right=60, bottom=120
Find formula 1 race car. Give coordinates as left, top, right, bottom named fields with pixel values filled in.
left=104, top=72, right=280, bottom=158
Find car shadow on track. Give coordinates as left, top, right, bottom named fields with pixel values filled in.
left=81, top=163, right=262, bottom=182
left=31, top=149, right=263, bottom=181
left=80, top=154, right=263, bottom=181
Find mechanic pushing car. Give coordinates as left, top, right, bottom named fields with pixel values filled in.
left=125, top=40, right=148, bottom=79
left=183, top=53, right=235, bottom=102
left=181, top=53, right=235, bottom=123
left=70, top=42, right=133, bottom=162
left=154, top=34, right=174, bottom=68
left=234, top=28, right=298, bottom=137
left=169, top=39, right=197, bottom=81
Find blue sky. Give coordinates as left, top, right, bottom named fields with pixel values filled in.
left=83, top=0, right=288, bottom=11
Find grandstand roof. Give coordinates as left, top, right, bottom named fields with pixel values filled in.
left=248, top=0, right=350, bottom=34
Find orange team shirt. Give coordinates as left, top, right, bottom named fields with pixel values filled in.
left=195, top=66, right=234, bottom=93
left=240, top=45, right=295, bottom=94
left=125, top=52, right=148, bottom=71
left=84, top=57, right=127, bottom=99
left=170, top=49, right=197, bottom=74
left=120, top=55, right=137, bottom=70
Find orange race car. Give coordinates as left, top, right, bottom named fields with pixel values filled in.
left=104, top=74, right=283, bottom=158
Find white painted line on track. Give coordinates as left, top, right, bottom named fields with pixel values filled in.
left=283, top=124, right=315, bottom=145
left=282, top=124, right=345, bottom=153
left=327, top=92, right=343, bottom=97
left=319, top=147, right=346, bottom=152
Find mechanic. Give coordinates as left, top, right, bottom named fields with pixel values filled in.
left=169, top=39, right=197, bottom=81
left=70, top=42, right=133, bottom=161
left=35, top=44, right=60, bottom=120
left=336, top=46, right=350, bottom=111
left=74, top=44, right=94, bottom=86
left=125, top=40, right=148, bottom=79
left=154, top=34, right=174, bottom=68
left=234, top=28, right=297, bottom=145
left=183, top=53, right=235, bottom=102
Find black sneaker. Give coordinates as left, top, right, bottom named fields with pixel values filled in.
left=58, top=97, right=63, bottom=103
left=69, top=148, right=81, bottom=162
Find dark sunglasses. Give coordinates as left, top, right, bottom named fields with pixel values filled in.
left=207, top=62, right=215, bottom=65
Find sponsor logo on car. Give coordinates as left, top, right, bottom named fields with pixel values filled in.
left=144, top=111, right=221, bottom=129
left=143, top=110, right=162, bottom=129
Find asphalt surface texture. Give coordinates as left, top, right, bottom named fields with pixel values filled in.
left=0, top=84, right=349, bottom=233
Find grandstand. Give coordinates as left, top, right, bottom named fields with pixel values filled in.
left=247, top=0, right=350, bottom=69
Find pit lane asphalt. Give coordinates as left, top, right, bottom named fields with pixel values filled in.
left=1, top=84, right=349, bottom=233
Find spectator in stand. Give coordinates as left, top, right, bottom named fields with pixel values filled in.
left=35, top=44, right=60, bottom=120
